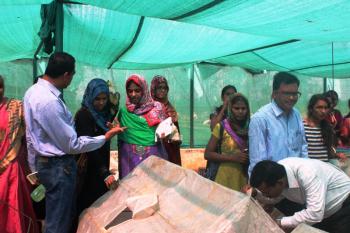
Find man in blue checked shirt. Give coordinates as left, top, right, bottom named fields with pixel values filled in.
left=24, top=52, right=126, bottom=233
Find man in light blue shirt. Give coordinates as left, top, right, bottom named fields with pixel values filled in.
left=248, top=72, right=308, bottom=176
left=24, top=52, right=125, bottom=233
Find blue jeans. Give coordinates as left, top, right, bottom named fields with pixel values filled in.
left=36, top=155, right=77, bottom=233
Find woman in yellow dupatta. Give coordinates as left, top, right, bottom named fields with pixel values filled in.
left=0, top=76, right=38, bottom=233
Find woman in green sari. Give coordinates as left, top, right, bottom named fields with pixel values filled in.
left=118, top=74, right=168, bottom=179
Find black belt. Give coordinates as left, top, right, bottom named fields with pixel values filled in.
left=38, top=154, right=72, bottom=162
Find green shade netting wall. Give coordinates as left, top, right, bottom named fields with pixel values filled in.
left=2, top=60, right=349, bottom=148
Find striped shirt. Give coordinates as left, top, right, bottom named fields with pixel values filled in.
left=303, top=121, right=329, bottom=161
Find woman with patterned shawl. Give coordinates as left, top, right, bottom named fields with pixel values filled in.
left=118, top=74, right=168, bottom=179
left=0, top=76, right=38, bottom=233
left=150, top=75, right=182, bottom=166
left=74, top=78, right=119, bottom=215
left=204, top=93, right=250, bottom=191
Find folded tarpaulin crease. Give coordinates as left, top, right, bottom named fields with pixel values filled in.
left=126, top=194, right=159, bottom=219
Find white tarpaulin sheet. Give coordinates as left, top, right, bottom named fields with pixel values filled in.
left=77, top=156, right=325, bottom=233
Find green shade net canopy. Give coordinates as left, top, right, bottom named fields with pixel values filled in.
left=69, top=0, right=350, bottom=78
left=1, top=1, right=350, bottom=78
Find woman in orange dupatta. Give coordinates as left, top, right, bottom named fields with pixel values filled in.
left=0, top=76, right=38, bottom=233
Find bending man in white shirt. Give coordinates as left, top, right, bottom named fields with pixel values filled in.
left=249, top=157, right=350, bottom=233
